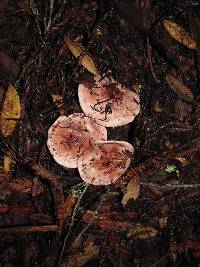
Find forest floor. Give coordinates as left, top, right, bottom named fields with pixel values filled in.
left=0, top=0, right=199, bottom=266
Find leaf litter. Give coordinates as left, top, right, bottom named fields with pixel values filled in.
left=0, top=1, right=199, bottom=266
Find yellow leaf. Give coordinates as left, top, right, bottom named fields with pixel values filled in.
left=175, top=157, right=189, bottom=167
left=65, top=36, right=98, bottom=75
left=3, top=152, right=15, bottom=175
left=132, top=84, right=142, bottom=94
left=0, top=84, right=21, bottom=137
left=122, top=177, right=140, bottom=206
left=128, top=223, right=158, bottom=239
left=163, top=20, right=197, bottom=50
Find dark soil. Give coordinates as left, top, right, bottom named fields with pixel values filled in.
left=0, top=0, right=199, bottom=266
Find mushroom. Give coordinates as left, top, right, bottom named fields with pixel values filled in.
left=77, top=140, right=134, bottom=185
left=47, top=113, right=107, bottom=168
left=78, top=75, right=140, bottom=127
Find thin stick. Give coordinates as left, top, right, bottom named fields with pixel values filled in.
left=56, top=184, right=89, bottom=267
left=146, top=37, right=160, bottom=83
left=141, top=182, right=200, bottom=189
left=29, top=0, right=43, bottom=39
left=0, top=225, right=58, bottom=233
left=71, top=195, right=106, bottom=249
left=47, top=0, right=54, bottom=30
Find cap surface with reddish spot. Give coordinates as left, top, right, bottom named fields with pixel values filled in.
left=47, top=113, right=107, bottom=168
left=77, top=140, right=134, bottom=185
left=78, top=75, right=140, bottom=127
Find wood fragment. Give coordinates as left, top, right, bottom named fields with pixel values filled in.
left=0, top=225, right=58, bottom=233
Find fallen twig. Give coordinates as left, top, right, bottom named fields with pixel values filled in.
left=31, top=163, right=65, bottom=227
left=57, top=183, right=89, bottom=267
left=0, top=225, right=58, bottom=233
left=141, top=182, right=200, bottom=189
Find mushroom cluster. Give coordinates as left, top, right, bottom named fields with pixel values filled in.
left=47, top=75, right=140, bottom=185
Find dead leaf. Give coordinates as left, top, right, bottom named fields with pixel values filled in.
left=164, top=138, right=174, bottom=150
left=65, top=36, right=98, bottom=75
left=57, top=193, right=77, bottom=227
left=175, top=157, right=189, bottom=167
left=166, top=73, right=194, bottom=102
left=31, top=178, right=44, bottom=197
left=132, top=84, right=142, bottom=94
left=3, top=152, right=15, bottom=175
left=122, top=177, right=140, bottom=206
left=9, top=178, right=33, bottom=193
left=163, top=19, right=196, bottom=49
left=159, top=217, right=168, bottom=228
left=174, top=99, right=192, bottom=121
left=61, top=243, right=99, bottom=267
left=52, top=94, right=65, bottom=115
left=153, top=100, right=163, bottom=113
left=127, top=223, right=158, bottom=239
left=0, top=84, right=21, bottom=137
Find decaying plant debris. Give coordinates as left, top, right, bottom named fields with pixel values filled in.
left=0, top=0, right=200, bottom=266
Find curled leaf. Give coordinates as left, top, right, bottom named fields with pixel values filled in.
left=65, top=36, right=98, bottom=75
left=0, top=84, right=21, bottom=137
left=122, top=177, right=140, bottom=206
left=163, top=19, right=197, bottom=49
left=166, top=73, right=194, bottom=102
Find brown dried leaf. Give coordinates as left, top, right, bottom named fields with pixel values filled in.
left=127, top=223, right=158, bottom=239
left=159, top=217, right=168, bottom=228
left=3, top=152, right=15, bottom=175
left=0, top=84, right=21, bottom=137
left=65, top=36, right=98, bottom=75
left=31, top=178, right=44, bottom=197
left=153, top=100, right=163, bottom=113
left=163, top=19, right=197, bottom=49
left=122, top=177, right=140, bottom=206
left=164, top=138, right=174, bottom=150
left=166, top=73, right=194, bottom=102
left=9, top=178, right=33, bottom=193
left=175, top=156, right=189, bottom=166
left=174, top=99, right=192, bottom=121
left=61, top=243, right=100, bottom=267
left=57, top=193, right=77, bottom=227
left=52, top=94, right=65, bottom=115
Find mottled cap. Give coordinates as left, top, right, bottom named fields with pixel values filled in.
left=47, top=114, right=107, bottom=168
left=78, top=75, right=140, bottom=127
left=77, top=140, right=134, bottom=185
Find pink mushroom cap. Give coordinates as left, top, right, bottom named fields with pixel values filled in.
left=77, top=140, right=134, bottom=185
left=78, top=75, right=140, bottom=127
left=47, top=113, right=107, bottom=168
